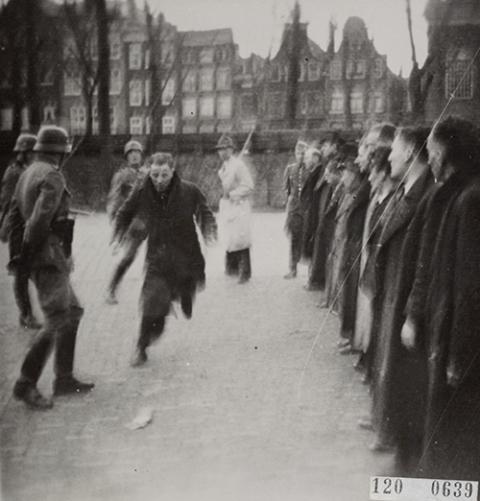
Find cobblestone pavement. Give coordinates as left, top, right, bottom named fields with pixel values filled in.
left=0, top=212, right=393, bottom=501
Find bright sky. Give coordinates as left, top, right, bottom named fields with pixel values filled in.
left=145, top=0, right=429, bottom=75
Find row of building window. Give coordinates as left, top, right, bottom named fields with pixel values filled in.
left=64, top=34, right=123, bottom=62
left=269, top=58, right=385, bottom=83
left=181, top=46, right=232, bottom=65
left=64, top=69, right=123, bottom=97
left=182, top=95, right=232, bottom=119
left=181, top=67, right=231, bottom=92
left=0, top=105, right=56, bottom=131
left=265, top=91, right=385, bottom=118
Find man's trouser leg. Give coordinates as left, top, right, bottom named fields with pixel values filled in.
left=13, top=266, right=33, bottom=320
left=225, top=250, right=240, bottom=276
left=18, top=267, right=76, bottom=386
left=108, top=238, right=140, bottom=296
left=138, top=271, right=171, bottom=350
left=238, top=248, right=251, bottom=281
left=290, top=229, right=302, bottom=273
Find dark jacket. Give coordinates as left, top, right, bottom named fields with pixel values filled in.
left=309, top=175, right=335, bottom=288
left=114, top=172, right=217, bottom=302
left=284, top=160, right=307, bottom=235
left=0, top=161, right=26, bottom=240
left=7, top=157, right=72, bottom=273
left=416, top=175, right=480, bottom=479
left=300, top=162, right=324, bottom=260
left=337, top=177, right=370, bottom=339
left=370, top=171, right=433, bottom=440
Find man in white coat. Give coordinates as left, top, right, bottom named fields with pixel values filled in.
left=216, top=136, right=254, bottom=284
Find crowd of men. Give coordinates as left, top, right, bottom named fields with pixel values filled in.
left=284, top=117, right=480, bottom=480
left=1, top=116, right=480, bottom=482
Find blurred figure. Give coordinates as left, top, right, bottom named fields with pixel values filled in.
left=355, top=146, right=396, bottom=381
left=283, top=140, right=308, bottom=279
left=0, top=133, right=41, bottom=329
left=216, top=136, right=254, bottom=284
left=113, top=152, right=217, bottom=367
left=331, top=144, right=369, bottom=353
left=300, top=146, right=324, bottom=265
left=11, top=126, right=94, bottom=410
left=105, top=140, right=148, bottom=304
left=353, top=124, right=395, bottom=361
left=306, top=133, right=344, bottom=291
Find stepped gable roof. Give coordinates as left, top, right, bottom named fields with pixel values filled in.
left=181, top=28, right=234, bottom=47
left=342, top=16, right=368, bottom=39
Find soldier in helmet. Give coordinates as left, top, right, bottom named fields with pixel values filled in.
left=0, top=132, right=41, bottom=329
left=9, top=125, right=94, bottom=410
left=105, top=139, right=148, bottom=304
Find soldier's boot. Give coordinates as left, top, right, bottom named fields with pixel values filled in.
left=14, top=271, right=42, bottom=329
left=53, top=306, right=94, bottom=396
left=13, top=380, right=53, bottom=410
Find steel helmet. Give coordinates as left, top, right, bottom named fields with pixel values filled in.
left=13, top=133, right=37, bottom=153
left=33, top=126, right=72, bottom=154
left=124, top=140, right=143, bottom=157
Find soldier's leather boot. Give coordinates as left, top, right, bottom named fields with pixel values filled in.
left=13, top=380, right=53, bottom=410
left=54, top=376, right=94, bottom=396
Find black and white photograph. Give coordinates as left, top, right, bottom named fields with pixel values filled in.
left=1, top=0, right=480, bottom=500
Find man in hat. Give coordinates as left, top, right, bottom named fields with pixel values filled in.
left=216, top=135, right=254, bottom=284
left=105, top=139, right=148, bottom=304
left=0, top=133, right=41, bottom=329
left=113, top=152, right=217, bottom=366
left=10, top=125, right=94, bottom=410
left=283, top=139, right=308, bottom=279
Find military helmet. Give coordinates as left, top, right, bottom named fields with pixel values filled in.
left=214, top=135, right=235, bottom=151
left=13, top=133, right=37, bottom=153
left=124, top=140, right=143, bottom=156
left=33, top=126, right=72, bottom=154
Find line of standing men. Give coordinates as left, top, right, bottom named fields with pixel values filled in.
left=289, top=117, right=480, bottom=481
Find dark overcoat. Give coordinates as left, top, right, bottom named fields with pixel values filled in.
left=415, top=174, right=480, bottom=480
left=337, top=178, right=370, bottom=340
left=114, top=172, right=217, bottom=317
left=0, top=161, right=25, bottom=240
left=309, top=176, right=334, bottom=289
left=300, top=162, right=323, bottom=260
left=370, top=172, right=432, bottom=442
left=283, top=161, right=306, bottom=237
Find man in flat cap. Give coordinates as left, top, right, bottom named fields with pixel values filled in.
left=216, top=136, right=254, bottom=284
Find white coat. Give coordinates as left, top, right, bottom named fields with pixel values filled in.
left=218, top=155, right=254, bottom=252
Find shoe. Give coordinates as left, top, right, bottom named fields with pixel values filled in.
left=105, top=292, right=118, bottom=305
left=283, top=270, right=297, bottom=279
left=13, top=381, right=53, bottom=410
left=54, top=376, right=95, bottom=396
left=130, top=348, right=147, bottom=367
left=353, top=358, right=365, bottom=372
left=358, top=417, right=374, bottom=431
left=238, top=276, right=250, bottom=284
left=337, top=339, right=350, bottom=348
left=361, top=373, right=371, bottom=385
left=19, top=314, right=42, bottom=330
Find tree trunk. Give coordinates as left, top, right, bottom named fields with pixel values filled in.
left=96, top=0, right=110, bottom=139
left=25, top=0, right=41, bottom=130
left=83, top=82, right=93, bottom=138
left=286, top=2, right=301, bottom=129
left=95, top=0, right=112, bottom=192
